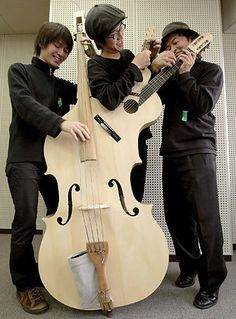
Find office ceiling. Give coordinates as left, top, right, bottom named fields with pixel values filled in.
left=0, top=0, right=49, bottom=35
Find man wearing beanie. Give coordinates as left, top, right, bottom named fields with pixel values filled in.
left=151, top=22, right=227, bottom=309
left=85, top=4, right=160, bottom=202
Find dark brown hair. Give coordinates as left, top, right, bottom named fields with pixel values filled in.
left=34, top=22, right=73, bottom=56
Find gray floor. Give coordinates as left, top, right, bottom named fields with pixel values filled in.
left=0, top=233, right=235, bottom=319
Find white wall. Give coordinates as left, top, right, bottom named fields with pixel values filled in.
left=0, top=34, right=46, bottom=230
left=223, top=33, right=236, bottom=245
left=221, top=0, right=236, bottom=33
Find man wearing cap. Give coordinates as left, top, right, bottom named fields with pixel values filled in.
left=151, top=22, right=227, bottom=309
left=85, top=4, right=160, bottom=202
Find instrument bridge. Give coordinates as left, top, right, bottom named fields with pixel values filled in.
left=79, top=204, right=110, bottom=211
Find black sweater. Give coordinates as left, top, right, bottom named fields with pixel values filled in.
left=87, top=49, right=152, bottom=140
left=158, top=58, right=223, bottom=157
left=6, top=57, right=77, bottom=163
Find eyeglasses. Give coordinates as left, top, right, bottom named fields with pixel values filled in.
left=106, top=22, right=126, bottom=39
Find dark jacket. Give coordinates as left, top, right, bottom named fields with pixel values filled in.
left=7, top=57, right=77, bottom=163
left=158, top=57, right=223, bottom=157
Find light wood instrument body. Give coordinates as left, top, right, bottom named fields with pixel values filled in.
left=39, top=30, right=213, bottom=310
left=39, top=16, right=169, bottom=310
left=38, top=65, right=169, bottom=309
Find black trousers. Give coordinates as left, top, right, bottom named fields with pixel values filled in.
left=162, top=153, right=227, bottom=293
left=6, top=162, right=58, bottom=290
left=131, top=135, right=148, bottom=202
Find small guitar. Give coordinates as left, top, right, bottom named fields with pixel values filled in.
left=122, top=32, right=213, bottom=114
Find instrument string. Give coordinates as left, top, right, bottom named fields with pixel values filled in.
left=77, top=29, right=105, bottom=248
left=76, top=30, right=94, bottom=244
left=123, top=60, right=181, bottom=112
left=140, top=61, right=181, bottom=104
left=89, top=162, right=102, bottom=243
left=119, top=27, right=156, bottom=113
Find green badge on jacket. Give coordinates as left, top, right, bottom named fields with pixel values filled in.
left=58, top=97, right=62, bottom=107
left=181, top=110, right=188, bottom=122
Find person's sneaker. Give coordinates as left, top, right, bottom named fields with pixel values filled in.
left=17, top=287, right=49, bottom=314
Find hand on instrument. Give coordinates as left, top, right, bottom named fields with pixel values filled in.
left=146, top=39, right=161, bottom=60
left=81, top=35, right=96, bottom=58
left=60, top=120, right=90, bottom=142
left=132, top=49, right=151, bottom=69
left=151, top=51, right=176, bottom=72
left=178, top=49, right=196, bottom=74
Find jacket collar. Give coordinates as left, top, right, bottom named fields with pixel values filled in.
left=31, top=56, right=59, bottom=75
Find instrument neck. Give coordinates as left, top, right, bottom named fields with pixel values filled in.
left=76, top=33, right=97, bottom=162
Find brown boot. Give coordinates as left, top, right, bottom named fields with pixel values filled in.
left=17, top=287, right=49, bottom=314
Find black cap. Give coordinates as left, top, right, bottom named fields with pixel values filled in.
left=85, top=4, right=126, bottom=40
left=160, top=22, right=199, bottom=52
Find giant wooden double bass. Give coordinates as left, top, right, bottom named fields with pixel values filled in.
left=38, top=12, right=169, bottom=313
left=39, top=12, right=213, bottom=314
